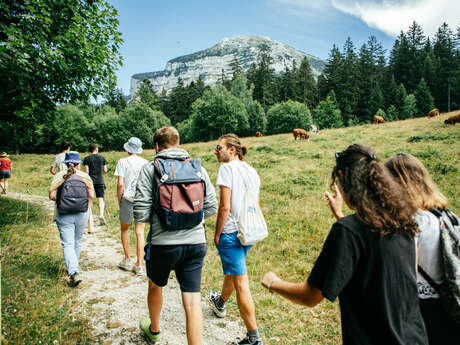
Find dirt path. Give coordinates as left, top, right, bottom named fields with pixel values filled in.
left=8, top=193, right=244, bottom=345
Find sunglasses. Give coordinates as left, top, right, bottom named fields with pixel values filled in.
left=215, top=144, right=224, bottom=152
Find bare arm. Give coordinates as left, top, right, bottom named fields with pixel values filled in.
left=50, top=166, right=56, bottom=175
left=84, top=165, right=89, bottom=174
left=214, top=185, right=231, bottom=247
left=103, top=164, right=108, bottom=173
left=117, top=176, right=124, bottom=205
left=261, top=272, right=324, bottom=307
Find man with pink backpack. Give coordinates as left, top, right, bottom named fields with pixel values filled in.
left=133, top=126, right=217, bottom=345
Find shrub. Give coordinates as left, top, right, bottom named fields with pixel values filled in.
left=266, top=100, right=312, bottom=134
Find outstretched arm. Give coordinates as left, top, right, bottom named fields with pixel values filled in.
left=261, top=272, right=324, bottom=307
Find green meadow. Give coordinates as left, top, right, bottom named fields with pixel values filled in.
left=2, top=111, right=459, bottom=344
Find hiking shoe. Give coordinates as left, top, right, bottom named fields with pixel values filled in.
left=208, top=290, right=226, bottom=318
left=69, top=273, right=82, bottom=287
left=234, top=334, right=264, bottom=345
left=99, top=216, right=106, bottom=225
left=139, top=317, right=159, bottom=344
left=118, top=258, right=133, bottom=271
left=132, top=265, right=144, bottom=276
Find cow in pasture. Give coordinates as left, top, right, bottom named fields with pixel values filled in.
left=292, top=128, right=309, bottom=141
left=444, top=113, right=460, bottom=125
left=255, top=131, right=262, bottom=137
left=309, top=124, right=318, bottom=134
left=427, top=108, right=440, bottom=118
left=373, top=115, right=385, bottom=124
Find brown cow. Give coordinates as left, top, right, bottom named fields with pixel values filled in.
left=427, top=108, right=440, bottom=118
left=255, top=131, right=262, bottom=137
left=444, top=113, right=460, bottom=125
left=292, top=128, right=309, bottom=141
left=373, top=115, right=385, bottom=124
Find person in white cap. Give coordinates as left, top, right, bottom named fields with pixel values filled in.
left=114, top=137, right=148, bottom=275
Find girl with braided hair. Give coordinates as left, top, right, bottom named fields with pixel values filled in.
left=262, top=144, right=428, bottom=345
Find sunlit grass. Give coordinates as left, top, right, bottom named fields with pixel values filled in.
left=4, top=111, right=460, bottom=344
left=1, top=198, right=92, bottom=344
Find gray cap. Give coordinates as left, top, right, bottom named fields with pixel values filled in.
left=123, top=137, right=143, bottom=154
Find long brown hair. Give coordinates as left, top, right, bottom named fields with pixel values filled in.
left=385, top=153, right=448, bottom=210
left=219, top=133, right=248, bottom=160
left=332, top=144, right=419, bottom=236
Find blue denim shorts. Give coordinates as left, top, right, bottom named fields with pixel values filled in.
left=217, top=231, right=252, bottom=275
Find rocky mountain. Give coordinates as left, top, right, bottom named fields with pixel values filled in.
left=130, top=35, right=326, bottom=98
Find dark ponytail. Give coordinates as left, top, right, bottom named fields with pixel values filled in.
left=332, top=144, right=419, bottom=236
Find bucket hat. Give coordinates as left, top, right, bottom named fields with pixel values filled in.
left=0, top=152, right=8, bottom=157
left=63, top=152, right=82, bottom=165
left=123, top=137, right=143, bottom=154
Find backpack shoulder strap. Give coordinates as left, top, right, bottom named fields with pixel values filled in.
left=418, top=265, right=441, bottom=294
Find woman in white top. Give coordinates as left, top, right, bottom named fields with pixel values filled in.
left=385, top=153, right=459, bottom=345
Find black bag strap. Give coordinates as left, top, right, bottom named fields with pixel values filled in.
left=418, top=265, right=441, bottom=295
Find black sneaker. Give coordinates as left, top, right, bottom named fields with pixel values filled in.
left=70, top=273, right=82, bottom=287
left=208, top=290, right=226, bottom=318
left=234, top=334, right=263, bottom=345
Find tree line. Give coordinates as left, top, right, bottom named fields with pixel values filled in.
left=2, top=4, right=459, bottom=153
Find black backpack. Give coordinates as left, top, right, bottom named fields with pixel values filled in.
left=418, top=209, right=460, bottom=324
left=57, top=174, right=89, bottom=214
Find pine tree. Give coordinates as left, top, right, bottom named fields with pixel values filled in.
left=247, top=43, right=276, bottom=110
left=340, top=38, right=360, bottom=115
left=368, top=83, right=385, bottom=119
left=394, top=83, right=408, bottom=118
left=230, top=57, right=243, bottom=79
left=296, top=57, right=318, bottom=110
left=136, top=79, right=161, bottom=111
left=401, top=94, right=417, bottom=119
left=432, top=23, right=458, bottom=111
left=415, top=78, right=435, bottom=116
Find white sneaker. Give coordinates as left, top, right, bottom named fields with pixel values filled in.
left=118, top=258, right=133, bottom=271
left=132, top=265, right=144, bottom=276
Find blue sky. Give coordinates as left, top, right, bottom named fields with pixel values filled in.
left=109, top=0, right=459, bottom=94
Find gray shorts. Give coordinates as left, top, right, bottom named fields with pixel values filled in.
left=119, top=198, right=134, bottom=224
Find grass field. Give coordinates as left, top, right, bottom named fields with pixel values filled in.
left=2, top=111, right=459, bottom=344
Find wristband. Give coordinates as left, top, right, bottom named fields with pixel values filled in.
left=267, top=277, right=280, bottom=293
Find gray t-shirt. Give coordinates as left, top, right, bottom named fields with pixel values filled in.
left=133, top=148, right=217, bottom=245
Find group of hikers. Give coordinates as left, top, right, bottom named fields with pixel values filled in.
left=45, top=126, right=458, bottom=345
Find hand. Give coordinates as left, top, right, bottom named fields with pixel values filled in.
left=261, top=272, right=279, bottom=289
left=325, top=183, right=344, bottom=220
left=214, top=234, right=220, bottom=247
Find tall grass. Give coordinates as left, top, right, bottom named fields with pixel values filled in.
left=1, top=198, right=92, bottom=344
left=4, top=111, right=459, bottom=344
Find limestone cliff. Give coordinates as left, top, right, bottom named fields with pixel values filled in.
left=130, top=35, right=326, bottom=97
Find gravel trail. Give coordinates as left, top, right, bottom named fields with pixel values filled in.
left=7, top=192, right=244, bottom=345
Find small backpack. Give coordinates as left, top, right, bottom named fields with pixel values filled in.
left=418, top=209, right=460, bottom=324
left=232, top=162, right=268, bottom=246
left=56, top=174, right=89, bottom=214
left=153, top=157, right=205, bottom=231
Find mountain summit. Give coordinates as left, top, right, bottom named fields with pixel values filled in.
left=130, top=35, right=326, bottom=97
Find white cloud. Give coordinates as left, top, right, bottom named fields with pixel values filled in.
left=331, top=0, right=460, bottom=36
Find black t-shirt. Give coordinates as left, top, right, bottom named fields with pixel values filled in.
left=83, top=154, right=107, bottom=185
left=308, top=215, right=428, bottom=345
